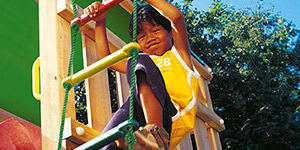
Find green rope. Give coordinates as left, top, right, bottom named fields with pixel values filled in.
left=57, top=0, right=139, bottom=149
left=57, top=0, right=79, bottom=149
left=125, top=0, right=138, bottom=149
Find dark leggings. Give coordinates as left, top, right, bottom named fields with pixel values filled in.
left=100, top=54, right=176, bottom=150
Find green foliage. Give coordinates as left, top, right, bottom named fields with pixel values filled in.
left=75, top=82, right=88, bottom=124
left=74, top=0, right=299, bottom=148
left=174, top=0, right=300, bottom=149
left=108, top=69, right=119, bottom=113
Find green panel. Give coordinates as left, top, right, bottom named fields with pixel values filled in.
left=0, top=0, right=40, bottom=125
left=0, top=0, right=132, bottom=126
left=106, top=5, right=132, bottom=43
left=73, top=31, right=84, bottom=73
left=76, top=0, right=97, bottom=8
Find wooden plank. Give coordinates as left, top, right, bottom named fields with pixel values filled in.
left=66, top=118, right=101, bottom=145
left=175, top=134, right=193, bottom=150
left=39, top=0, right=76, bottom=149
left=207, top=128, right=222, bottom=150
left=116, top=72, right=130, bottom=106
left=56, top=15, right=76, bottom=123
left=192, top=57, right=213, bottom=80
left=196, top=101, right=225, bottom=132
left=195, top=59, right=224, bottom=150
left=82, top=34, right=113, bottom=132
left=196, top=73, right=225, bottom=132
left=203, top=79, right=214, bottom=110
left=194, top=118, right=211, bottom=150
left=197, top=76, right=209, bottom=106
left=66, top=140, right=79, bottom=150
left=115, top=72, right=125, bottom=106
left=119, top=0, right=133, bottom=13
left=57, top=0, right=74, bottom=23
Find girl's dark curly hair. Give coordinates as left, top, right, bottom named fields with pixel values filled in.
left=129, top=4, right=172, bottom=39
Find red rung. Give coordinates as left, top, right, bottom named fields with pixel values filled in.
left=71, top=0, right=125, bottom=26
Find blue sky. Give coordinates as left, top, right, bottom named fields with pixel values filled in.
left=175, top=0, right=300, bottom=29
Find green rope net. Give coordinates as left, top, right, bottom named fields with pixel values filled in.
left=57, top=0, right=80, bottom=149
left=57, top=0, right=139, bottom=150
left=125, top=0, right=138, bottom=149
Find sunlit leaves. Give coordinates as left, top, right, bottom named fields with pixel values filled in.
left=172, top=0, right=300, bottom=149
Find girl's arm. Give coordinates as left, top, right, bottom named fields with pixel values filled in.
left=95, top=19, right=127, bottom=73
left=145, top=0, right=193, bottom=70
left=85, top=1, right=127, bottom=73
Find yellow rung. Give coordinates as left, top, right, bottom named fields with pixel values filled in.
left=62, top=42, right=140, bottom=87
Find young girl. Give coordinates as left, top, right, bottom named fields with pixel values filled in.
left=84, top=0, right=200, bottom=149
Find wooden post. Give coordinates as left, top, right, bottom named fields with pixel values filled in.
left=192, top=57, right=225, bottom=150
left=176, top=135, right=194, bottom=150
left=194, top=118, right=211, bottom=150
left=39, top=0, right=75, bottom=149
left=81, top=34, right=113, bottom=131
left=40, top=0, right=133, bottom=148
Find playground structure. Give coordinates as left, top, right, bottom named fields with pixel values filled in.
left=38, top=0, right=225, bottom=149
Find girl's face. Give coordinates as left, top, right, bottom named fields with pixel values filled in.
left=136, top=21, right=173, bottom=56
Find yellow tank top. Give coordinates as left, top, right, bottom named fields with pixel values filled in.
left=151, top=47, right=200, bottom=149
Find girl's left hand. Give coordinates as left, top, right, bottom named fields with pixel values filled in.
left=83, top=1, right=107, bottom=23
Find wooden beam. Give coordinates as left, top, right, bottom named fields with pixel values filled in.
left=66, top=140, right=80, bottom=150
left=196, top=101, right=225, bottom=132
left=207, top=128, right=222, bottom=150
left=116, top=72, right=130, bottom=106
left=192, top=57, right=213, bottom=80
left=64, top=118, right=101, bottom=145
left=197, top=76, right=210, bottom=106
left=119, top=0, right=133, bottom=13
left=175, top=135, right=193, bottom=150
left=57, top=0, right=74, bottom=23
left=194, top=118, right=211, bottom=150
left=203, top=79, right=214, bottom=110
left=39, top=0, right=76, bottom=149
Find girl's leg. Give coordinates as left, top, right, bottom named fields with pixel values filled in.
left=126, top=54, right=176, bottom=134
left=100, top=100, right=130, bottom=150
left=99, top=54, right=176, bottom=149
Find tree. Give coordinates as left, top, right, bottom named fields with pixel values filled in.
left=75, top=0, right=299, bottom=148
left=173, top=0, right=299, bottom=149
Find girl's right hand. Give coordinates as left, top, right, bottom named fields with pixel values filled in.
left=83, top=1, right=107, bottom=22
